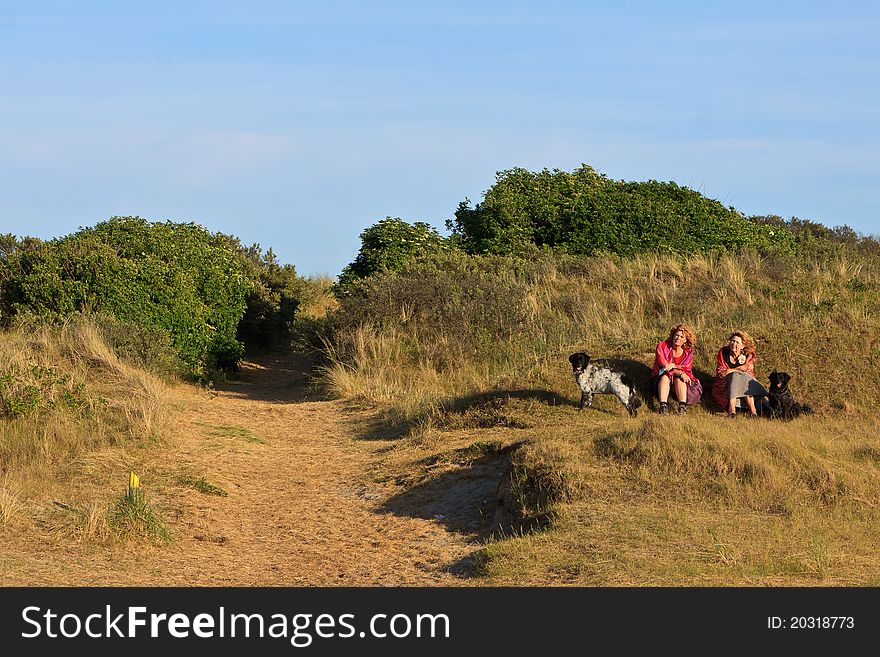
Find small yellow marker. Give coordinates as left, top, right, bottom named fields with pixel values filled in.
left=129, top=471, right=140, bottom=490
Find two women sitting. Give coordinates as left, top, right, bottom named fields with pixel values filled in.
left=651, top=325, right=768, bottom=416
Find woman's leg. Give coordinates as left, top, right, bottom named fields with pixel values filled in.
left=673, top=377, right=687, bottom=403
left=657, top=376, right=670, bottom=403
left=745, top=395, right=757, bottom=415
left=728, top=397, right=737, bottom=414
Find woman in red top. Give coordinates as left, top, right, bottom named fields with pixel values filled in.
left=651, top=324, right=697, bottom=415
left=711, top=330, right=768, bottom=417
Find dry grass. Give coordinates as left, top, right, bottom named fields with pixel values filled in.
left=320, top=324, right=507, bottom=424
left=37, top=498, right=114, bottom=543
left=322, top=249, right=880, bottom=585
left=382, top=397, right=880, bottom=585
left=0, top=316, right=172, bottom=541
left=323, top=251, right=880, bottom=416
left=0, top=477, right=23, bottom=528
left=78, top=500, right=113, bottom=541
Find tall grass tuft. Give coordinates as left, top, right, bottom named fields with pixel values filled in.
left=109, top=472, right=170, bottom=543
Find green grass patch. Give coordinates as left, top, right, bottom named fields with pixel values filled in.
left=179, top=474, right=228, bottom=497
left=208, top=424, right=266, bottom=444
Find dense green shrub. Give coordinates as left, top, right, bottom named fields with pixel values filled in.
left=335, top=217, right=452, bottom=292
left=0, top=217, right=249, bottom=376
left=0, top=234, right=42, bottom=260
left=230, top=243, right=303, bottom=353
left=448, top=165, right=791, bottom=257
left=750, top=215, right=880, bottom=258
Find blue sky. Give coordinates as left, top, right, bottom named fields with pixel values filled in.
left=1, top=1, right=878, bottom=275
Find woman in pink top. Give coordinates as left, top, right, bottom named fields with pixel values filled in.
left=651, top=324, right=697, bottom=415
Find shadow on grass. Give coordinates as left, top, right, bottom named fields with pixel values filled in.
left=211, top=352, right=326, bottom=404
left=378, top=449, right=508, bottom=536
left=443, top=552, right=486, bottom=578
left=356, top=388, right=577, bottom=441
left=376, top=440, right=554, bottom=580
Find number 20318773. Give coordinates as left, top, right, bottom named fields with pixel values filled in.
left=768, top=617, right=854, bottom=629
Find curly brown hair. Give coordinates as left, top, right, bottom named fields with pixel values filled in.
left=728, top=330, right=756, bottom=355
left=666, top=323, right=696, bottom=349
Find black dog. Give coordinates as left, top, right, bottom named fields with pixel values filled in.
left=569, top=352, right=642, bottom=417
left=768, top=370, right=813, bottom=420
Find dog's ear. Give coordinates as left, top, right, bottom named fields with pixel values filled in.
left=780, top=372, right=790, bottom=385
left=769, top=369, right=777, bottom=378
left=568, top=353, right=577, bottom=364
left=581, top=352, right=591, bottom=364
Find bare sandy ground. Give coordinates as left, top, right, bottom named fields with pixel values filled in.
left=0, top=357, right=481, bottom=586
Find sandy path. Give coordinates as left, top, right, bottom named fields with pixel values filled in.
left=0, top=357, right=477, bottom=586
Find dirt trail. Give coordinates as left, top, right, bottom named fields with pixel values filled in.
left=1, top=357, right=480, bottom=586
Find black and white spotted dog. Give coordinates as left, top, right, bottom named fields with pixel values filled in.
left=568, top=352, right=642, bottom=417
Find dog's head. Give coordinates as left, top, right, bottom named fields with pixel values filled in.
left=627, top=387, right=643, bottom=417
left=568, top=352, right=590, bottom=374
left=768, top=370, right=791, bottom=392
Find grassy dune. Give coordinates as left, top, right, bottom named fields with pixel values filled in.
left=0, top=316, right=171, bottom=540
left=476, top=406, right=880, bottom=585
left=324, top=249, right=878, bottom=416
left=323, top=248, right=880, bottom=584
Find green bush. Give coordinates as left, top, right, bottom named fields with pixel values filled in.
left=448, top=165, right=791, bottom=256
left=229, top=242, right=303, bottom=352
left=0, top=234, right=42, bottom=261
left=750, top=215, right=880, bottom=258
left=0, top=217, right=249, bottom=376
left=88, top=314, right=181, bottom=379
left=335, top=217, right=452, bottom=292
left=207, top=332, right=246, bottom=371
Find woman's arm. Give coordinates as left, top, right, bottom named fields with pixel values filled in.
left=715, top=349, right=729, bottom=377
left=655, top=341, right=678, bottom=376
left=728, top=353, right=755, bottom=374
left=655, top=341, right=670, bottom=369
